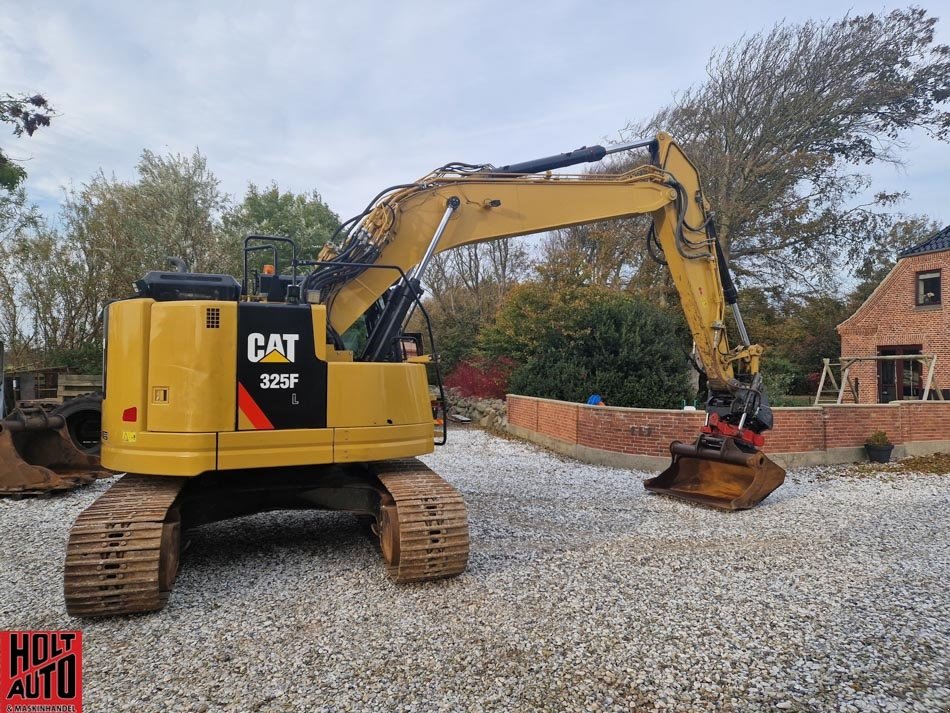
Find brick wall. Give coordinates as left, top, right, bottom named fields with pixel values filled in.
left=506, top=396, right=538, bottom=432
left=767, top=409, right=826, bottom=453
left=821, top=405, right=899, bottom=449
left=838, top=251, right=950, bottom=403
left=537, top=400, right=578, bottom=443
left=897, top=401, right=950, bottom=442
left=507, top=395, right=950, bottom=459
left=577, top=405, right=704, bottom=457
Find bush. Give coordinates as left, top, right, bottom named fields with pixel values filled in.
left=486, top=284, right=691, bottom=408
left=444, top=357, right=515, bottom=399
left=759, top=355, right=801, bottom=406
left=45, top=344, right=104, bottom=374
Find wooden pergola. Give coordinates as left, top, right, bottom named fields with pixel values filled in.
left=814, top=354, right=945, bottom=405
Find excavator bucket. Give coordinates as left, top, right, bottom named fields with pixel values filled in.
left=644, top=437, right=785, bottom=510
left=0, top=399, right=110, bottom=496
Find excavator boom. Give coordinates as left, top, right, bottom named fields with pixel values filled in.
left=307, top=133, right=784, bottom=509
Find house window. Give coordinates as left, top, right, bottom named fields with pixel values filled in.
left=916, top=270, right=941, bottom=306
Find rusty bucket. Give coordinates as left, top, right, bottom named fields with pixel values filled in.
left=644, top=436, right=785, bottom=510
left=0, top=400, right=109, bottom=496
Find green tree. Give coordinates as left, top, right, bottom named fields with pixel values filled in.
left=0, top=93, right=54, bottom=191
left=626, top=8, right=950, bottom=286
left=484, top=284, right=691, bottom=408
left=416, top=238, right=531, bottom=372
left=2, top=149, right=230, bottom=356
left=729, top=287, right=855, bottom=398
left=415, top=291, right=483, bottom=372
left=222, top=183, right=340, bottom=275
left=772, top=295, right=853, bottom=394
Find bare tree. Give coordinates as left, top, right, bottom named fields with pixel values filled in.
left=536, top=218, right=654, bottom=289
left=0, top=188, right=42, bottom=362
left=626, top=7, right=950, bottom=286
left=418, top=238, right=531, bottom=369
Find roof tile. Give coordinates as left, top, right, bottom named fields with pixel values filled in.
left=900, top=224, right=950, bottom=257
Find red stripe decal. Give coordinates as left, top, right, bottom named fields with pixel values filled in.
left=238, top=383, right=274, bottom=430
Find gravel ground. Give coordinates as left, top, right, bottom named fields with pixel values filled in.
left=2, top=427, right=948, bottom=712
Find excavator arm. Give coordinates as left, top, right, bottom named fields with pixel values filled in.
left=308, top=133, right=771, bottom=441
left=299, top=132, right=785, bottom=510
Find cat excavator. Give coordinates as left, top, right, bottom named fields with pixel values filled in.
left=64, top=132, right=784, bottom=617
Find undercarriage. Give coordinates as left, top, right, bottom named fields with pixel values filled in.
left=64, top=460, right=469, bottom=617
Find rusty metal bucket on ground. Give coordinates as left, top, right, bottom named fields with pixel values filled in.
left=644, top=436, right=785, bottom=510
left=0, top=401, right=110, bottom=496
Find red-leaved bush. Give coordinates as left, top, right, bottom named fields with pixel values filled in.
left=444, top=357, right=516, bottom=400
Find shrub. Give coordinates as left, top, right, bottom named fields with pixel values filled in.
left=444, top=357, right=515, bottom=399
left=486, top=284, right=691, bottom=408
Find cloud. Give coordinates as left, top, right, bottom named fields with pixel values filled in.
left=2, top=0, right=948, bottom=230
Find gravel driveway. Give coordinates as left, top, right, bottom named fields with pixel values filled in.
left=2, top=428, right=948, bottom=712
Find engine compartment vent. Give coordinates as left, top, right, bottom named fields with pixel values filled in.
left=205, top=307, right=221, bottom=329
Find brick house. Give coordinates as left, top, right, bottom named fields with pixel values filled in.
left=837, top=225, right=949, bottom=403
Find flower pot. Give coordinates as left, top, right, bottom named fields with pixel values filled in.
left=865, top=444, right=894, bottom=463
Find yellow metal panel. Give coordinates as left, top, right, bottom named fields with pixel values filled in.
left=102, top=299, right=153, bottom=458
left=102, top=431, right=216, bottom=476
left=217, top=428, right=334, bottom=470
left=325, top=347, right=354, bottom=362
left=310, top=305, right=328, bottom=361
left=326, top=363, right=431, bottom=427
left=334, top=423, right=434, bottom=463
left=147, top=301, right=237, bottom=432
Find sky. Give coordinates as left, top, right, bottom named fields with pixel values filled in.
left=3, top=0, right=950, bottom=231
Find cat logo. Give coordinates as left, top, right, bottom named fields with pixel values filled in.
left=247, top=333, right=299, bottom=363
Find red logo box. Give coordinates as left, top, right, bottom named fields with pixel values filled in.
left=1, top=631, right=82, bottom=713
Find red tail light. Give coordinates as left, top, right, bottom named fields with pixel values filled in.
left=121, top=407, right=137, bottom=422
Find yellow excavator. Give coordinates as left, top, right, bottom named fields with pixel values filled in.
left=64, top=132, right=784, bottom=617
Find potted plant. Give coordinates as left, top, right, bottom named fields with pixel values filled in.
left=865, top=431, right=894, bottom=463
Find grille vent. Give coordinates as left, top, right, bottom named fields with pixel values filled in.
left=205, top=307, right=221, bottom=329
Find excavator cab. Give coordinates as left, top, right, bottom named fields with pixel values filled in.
left=645, top=436, right=785, bottom=510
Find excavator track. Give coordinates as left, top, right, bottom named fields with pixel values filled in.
left=62, top=461, right=468, bottom=617
left=64, top=475, right=185, bottom=617
left=375, top=460, right=469, bottom=583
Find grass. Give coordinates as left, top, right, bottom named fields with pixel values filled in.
left=773, top=394, right=814, bottom=407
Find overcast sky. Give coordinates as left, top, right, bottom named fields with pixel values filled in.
left=3, top=0, right=950, bottom=231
